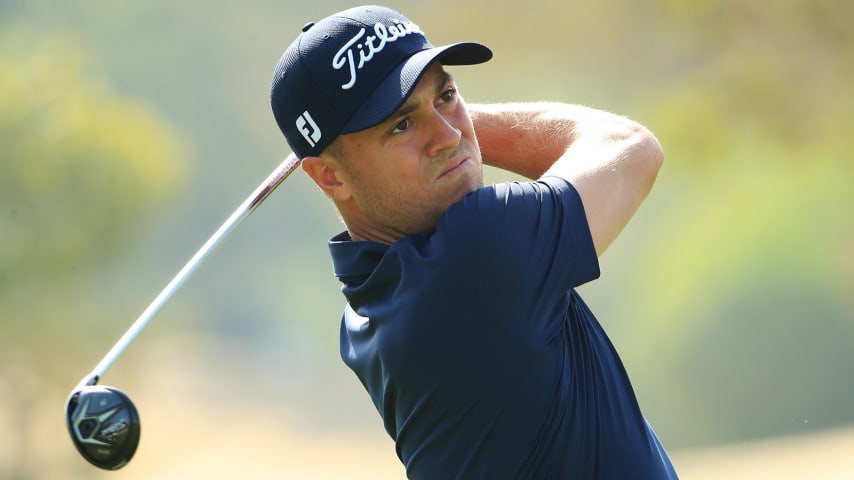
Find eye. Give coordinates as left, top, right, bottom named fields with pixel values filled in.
left=439, top=86, right=458, bottom=103
left=391, top=118, right=411, bottom=134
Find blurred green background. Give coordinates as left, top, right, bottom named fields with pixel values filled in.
left=1, top=0, right=852, bottom=478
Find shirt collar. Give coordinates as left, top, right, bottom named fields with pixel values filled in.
left=329, top=231, right=390, bottom=283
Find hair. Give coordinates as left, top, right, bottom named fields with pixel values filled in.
left=323, top=135, right=348, bottom=164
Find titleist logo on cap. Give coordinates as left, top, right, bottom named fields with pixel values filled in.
left=332, top=20, right=422, bottom=90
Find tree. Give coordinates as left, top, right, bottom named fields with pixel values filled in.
left=0, top=33, right=190, bottom=479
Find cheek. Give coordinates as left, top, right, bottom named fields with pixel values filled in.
left=349, top=158, right=415, bottom=208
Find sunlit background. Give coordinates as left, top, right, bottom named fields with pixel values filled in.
left=2, top=0, right=853, bottom=478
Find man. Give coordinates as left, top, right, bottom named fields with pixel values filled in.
left=270, top=5, right=677, bottom=479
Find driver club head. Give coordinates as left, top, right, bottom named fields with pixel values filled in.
left=65, top=384, right=141, bottom=470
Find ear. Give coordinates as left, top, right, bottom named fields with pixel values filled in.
left=301, top=155, right=352, bottom=201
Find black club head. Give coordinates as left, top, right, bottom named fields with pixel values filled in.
left=65, top=385, right=141, bottom=470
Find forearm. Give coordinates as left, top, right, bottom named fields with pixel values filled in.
left=469, top=102, right=625, bottom=179
left=469, top=101, right=664, bottom=256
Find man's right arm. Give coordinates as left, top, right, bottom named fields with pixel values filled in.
left=469, top=102, right=664, bottom=256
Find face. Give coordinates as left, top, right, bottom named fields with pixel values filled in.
left=314, top=63, right=483, bottom=243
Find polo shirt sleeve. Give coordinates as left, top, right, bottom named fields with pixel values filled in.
left=434, top=176, right=600, bottom=336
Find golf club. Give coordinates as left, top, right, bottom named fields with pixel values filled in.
left=65, top=153, right=301, bottom=470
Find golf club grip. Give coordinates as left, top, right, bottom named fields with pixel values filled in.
left=88, top=154, right=301, bottom=381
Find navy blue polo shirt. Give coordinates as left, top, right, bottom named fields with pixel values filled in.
left=331, top=177, right=677, bottom=479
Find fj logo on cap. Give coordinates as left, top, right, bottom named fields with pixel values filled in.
left=296, top=111, right=321, bottom=147
left=333, top=20, right=422, bottom=90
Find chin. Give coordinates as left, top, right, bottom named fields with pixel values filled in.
left=463, top=169, right=485, bottom=194
left=448, top=179, right=480, bottom=207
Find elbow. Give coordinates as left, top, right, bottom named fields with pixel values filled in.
left=647, top=129, right=665, bottom=173
left=631, top=126, right=664, bottom=189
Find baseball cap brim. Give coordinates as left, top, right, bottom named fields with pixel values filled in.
left=340, top=42, right=492, bottom=135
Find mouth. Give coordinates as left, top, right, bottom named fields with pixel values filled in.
left=438, top=156, right=471, bottom=180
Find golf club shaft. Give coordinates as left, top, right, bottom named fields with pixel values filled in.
left=87, top=154, right=301, bottom=384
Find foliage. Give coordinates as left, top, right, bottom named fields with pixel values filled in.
left=0, top=28, right=194, bottom=478
left=0, top=33, right=192, bottom=375
left=1, top=35, right=190, bottom=289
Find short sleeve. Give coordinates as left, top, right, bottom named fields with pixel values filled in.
left=440, top=177, right=599, bottom=291
left=426, top=177, right=600, bottom=340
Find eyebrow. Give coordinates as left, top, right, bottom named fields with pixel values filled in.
left=383, top=70, right=454, bottom=124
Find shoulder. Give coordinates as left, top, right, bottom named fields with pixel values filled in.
left=464, top=177, right=581, bottom=213
left=438, top=177, right=586, bottom=240
left=399, top=178, right=591, bottom=270
left=426, top=177, right=598, bottom=289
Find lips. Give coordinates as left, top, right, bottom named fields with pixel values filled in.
left=438, top=156, right=470, bottom=180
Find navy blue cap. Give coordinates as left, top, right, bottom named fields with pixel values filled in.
left=270, top=5, right=492, bottom=159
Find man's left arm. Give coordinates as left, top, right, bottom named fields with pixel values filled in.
left=469, top=102, right=663, bottom=256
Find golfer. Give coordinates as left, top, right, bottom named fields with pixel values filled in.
left=270, top=5, right=678, bottom=479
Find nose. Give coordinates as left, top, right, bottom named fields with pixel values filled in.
left=425, top=110, right=462, bottom=158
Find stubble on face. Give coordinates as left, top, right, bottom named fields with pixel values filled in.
left=330, top=65, right=484, bottom=242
